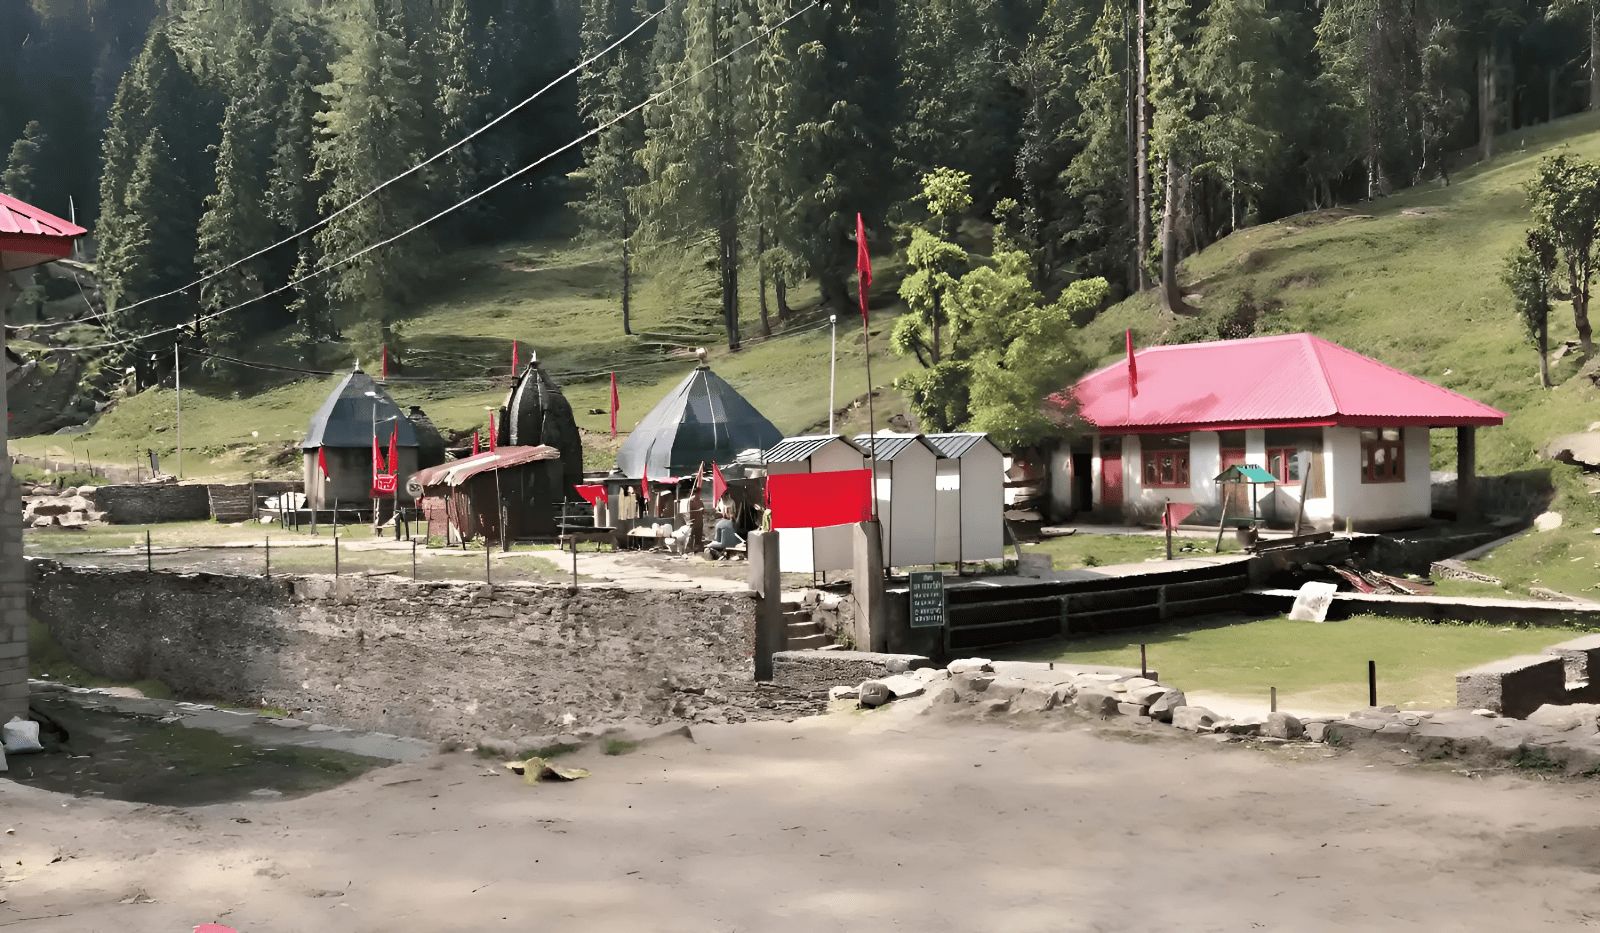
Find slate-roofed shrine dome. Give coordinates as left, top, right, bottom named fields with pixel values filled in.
left=496, top=350, right=583, bottom=494
left=407, top=406, right=448, bottom=469
left=616, top=360, right=783, bottom=478
left=302, top=361, right=418, bottom=450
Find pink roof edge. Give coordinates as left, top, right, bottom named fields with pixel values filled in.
left=1058, top=332, right=1505, bottom=432
left=0, top=191, right=87, bottom=238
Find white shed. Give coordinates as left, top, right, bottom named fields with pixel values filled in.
left=925, top=433, right=1006, bottom=564
left=855, top=433, right=941, bottom=568
left=763, top=435, right=867, bottom=573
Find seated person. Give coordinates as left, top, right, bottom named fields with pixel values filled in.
left=705, top=501, right=745, bottom=559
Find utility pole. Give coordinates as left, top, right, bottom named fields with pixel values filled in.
left=829, top=314, right=837, bottom=434
left=174, top=344, right=182, bottom=479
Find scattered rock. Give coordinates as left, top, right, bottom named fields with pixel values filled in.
left=1129, top=685, right=1171, bottom=707
left=858, top=681, right=893, bottom=708
left=828, top=685, right=859, bottom=701
left=947, top=658, right=994, bottom=675
left=1172, top=706, right=1220, bottom=732
left=1304, top=722, right=1330, bottom=743
left=1147, top=690, right=1187, bottom=723
left=1121, top=677, right=1160, bottom=692
left=1075, top=689, right=1121, bottom=716
left=1217, top=717, right=1265, bottom=736
left=1534, top=511, right=1564, bottom=532
left=1472, top=708, right=1499, bottom=718
left=1116, top=702, right=1149, bottom=717
left=877, top=674, right=926, bottom=700
left=1262, top=712, right=1304, bottom=740
left=912, top=667, right=949, bottom=684
left=1527, top=703, right=1600, bottom=734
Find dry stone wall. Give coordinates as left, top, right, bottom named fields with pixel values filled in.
left=28, top=561, right=758, bottom=742
left=94, top=483, right=210, bottom=524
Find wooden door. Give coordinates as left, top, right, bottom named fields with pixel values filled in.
left=1220, top=448, right=1249, bottom=520
left=1100, top=453, right=1123, bottom=509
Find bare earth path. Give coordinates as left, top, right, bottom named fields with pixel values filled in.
left=4, top=712, right=1600, bottom=932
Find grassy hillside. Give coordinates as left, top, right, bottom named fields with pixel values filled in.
left=13, top=238, right=919, bottom=479
left=1082, top=111, right=1600, bottom=597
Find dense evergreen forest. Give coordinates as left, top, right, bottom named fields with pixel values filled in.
left=3, top=0, right=1597, bottom=382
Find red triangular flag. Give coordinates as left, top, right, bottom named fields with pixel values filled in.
left=641, top=463, right=650, bottom=512
left=488, top=412, right=497, bottom=452
left=317, top=446, right=329, bottom=478
left=1126, top=329, right=1138, bottom=398
left=609, top=371, right=619, bottom=438
left=712, top=461, right=728, bottom=505
left=472, top=430, right=480, bottom=455
left=387, top=422, right=399, bottom=477
left=372, top=432, right=383, bottom=479
left=512, top=340, right=519, bottom=378
left=855, top=213, right=871, bottom=324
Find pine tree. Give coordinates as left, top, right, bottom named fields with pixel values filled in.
left=310, top=0, right=437, bottom=363
left=575, top=0, right=651, bottom=335
left=2, top=121, right=46, bottom=202
left=194, top=98, right=278, bottom=370
left=432, top=0, right=486, bottom=215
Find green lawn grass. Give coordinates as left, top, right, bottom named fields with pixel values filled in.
left=1024, top=533, right=1242, bottom=570
left=996, top=614, right=1594, bottom=712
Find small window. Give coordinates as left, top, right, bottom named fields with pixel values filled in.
left=1360, top=428, right=1405, bottom=484
left=1142, top=449, right=1190, bottom=488
left=1266, top=447, right=1301, bottom=485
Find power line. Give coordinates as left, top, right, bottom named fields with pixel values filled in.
left=59, top=0, right=822, bottom=354
left=99, top=2, right=673, bottom=326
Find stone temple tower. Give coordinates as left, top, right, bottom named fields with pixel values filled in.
left=496, top=350, right=584, bottom=496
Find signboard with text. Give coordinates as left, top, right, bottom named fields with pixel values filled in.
left=908, top=570, right=946, bottom=629
left=371, top=474, right=398, bottom=498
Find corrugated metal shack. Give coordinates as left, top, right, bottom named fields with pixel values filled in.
left=411, top=446, right=564, bottom=545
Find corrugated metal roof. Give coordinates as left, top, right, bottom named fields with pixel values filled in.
left=1060, top=333, right=1505, bottom=431
left=764, top=434, right=865, bottom=464
left=1217, top=464, right=1279, bottom=483
left=616, top=365, right=784, bottom=477
left=412, top=445, right=561, bottom=487
left=0, top=191, right=86, bottom=271
left=923, top=433, right=997, bottom=458
left=853, top=433, right=939, bottom=461
left=301, top=367, right=421, bottom=449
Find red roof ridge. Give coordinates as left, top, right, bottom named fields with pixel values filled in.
left=1297, top=333, right=1342, bottom=413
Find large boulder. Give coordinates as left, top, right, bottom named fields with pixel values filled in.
left=1074, top=689, right=1120, bottom=716
left=1263, top=712, right=1305, bottom=740
left=1147, top=690, right=1187, bottom=723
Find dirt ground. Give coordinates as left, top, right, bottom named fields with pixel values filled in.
left=5, top=710, right=1600, bottom=932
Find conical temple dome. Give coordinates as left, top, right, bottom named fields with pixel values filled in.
left=497, top=352, right=583, bottom=494
left=616, top=363, right=782, bottom=478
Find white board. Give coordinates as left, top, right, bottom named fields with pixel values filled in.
left=1287, top=581, right=1339, bottom=622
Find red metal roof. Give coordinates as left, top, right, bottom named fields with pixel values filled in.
left=1060, top=333, right=1505, bottom=433
left=0, top=192, right=87, bottom=271
left=412, top=445, right=560, bottom=488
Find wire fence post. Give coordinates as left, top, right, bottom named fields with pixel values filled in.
left=265, top=535, right=270, bottom=578
left=145, top=530, right=151, bottom=572
left=412, top=539, right=418, bottom=581
left=571, top=544, right=578, bottom=592
left=1368, top=660, right=1377, bottom=707
left=1270, top=686, right=1277, bottom=713
left=334, top=533, right=340, bottom=579
left=485, top=541, right=491, bottom=587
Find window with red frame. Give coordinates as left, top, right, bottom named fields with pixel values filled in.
left=1360, top=428, right=1405, bottom=483
left=1266, top=447, right=1301, bottom=484
left=1142, top=449, right=1190, bottom=487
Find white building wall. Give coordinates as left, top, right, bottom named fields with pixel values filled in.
left=934, top=459, right=962, bottom=563
left=1323, top=425, right=1432, bottom=530
left=767, top=439, right=865, bottom=573
left=1047, top=441, right=1074, bottom=521
left=872, top=443, right=938, bottom=567
left=959, top=442, right=1005, bottom=561
left=1089, top=432, right=1103, bottom=507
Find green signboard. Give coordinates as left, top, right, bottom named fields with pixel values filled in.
left=908, top=570, right=946, bottom=629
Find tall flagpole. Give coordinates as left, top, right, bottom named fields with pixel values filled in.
left=174, top=343, right=182, bottom=479
left=857, top=214, right=877, bottom=519
left=828, top=314, right=837, bottom=434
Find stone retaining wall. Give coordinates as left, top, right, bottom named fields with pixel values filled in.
left=771, top=650, right=932, bottom=696
left=27, top=561, right=758, bottom=743
left=94, top=483, right=210, bottom=524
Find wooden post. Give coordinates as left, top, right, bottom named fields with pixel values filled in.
left=1457, top=426, right=1479, bottom=525
left=1292, top=460, right=1309, bottom=538
left=1213, top=484, right=1230, bottom=553
left=1368, top=660, right=1377, bottom=707
left=1140, top=644, right=1147, bottom=678
left=1270, top=686, right=1277, bottom=713
left=1163, top=502, right=1173, bottom=560
left=485, top=538, right=491, bottom=587
left=571, top=542, right=578, bottom=592
left=412, top=539, right=418, bottom=581
left=334, top=533, right=340, bottom=579
left=265, top=535, right=270, bottom=578
left=146, top=529, right=152, bottom=572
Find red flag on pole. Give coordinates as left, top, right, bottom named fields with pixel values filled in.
left=386, top=422, right=398, bottom=477
left=855, top=213, right=871, bottom=324
left=512, top=340, right=519, bottom=378
left=641, top=463, right=650, bottom=513
left=488, top=412, right=497, bottom=452
left=1126, top=329, right=1138, bottom=398
left=317, top=447, right=329, bottom=478
left=609, top=372, right=619, bottom=437
left=472, top=431, right=480, bottom=455
left=712, top=461, right=728, bottom=505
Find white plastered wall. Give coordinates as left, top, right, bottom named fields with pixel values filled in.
left=1324, top=425, right=1432, bottom=530
left=769, top=439, right=865, bottom=573
left=874, top=442, right=938, bottom=567
left=959, top=441, right=1005, bottom=561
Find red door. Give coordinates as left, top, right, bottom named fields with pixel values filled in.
left=1101, top=453, right=1123, bottom=508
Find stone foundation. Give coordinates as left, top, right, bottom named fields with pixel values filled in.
left=28, top=561, right=759, bottom=742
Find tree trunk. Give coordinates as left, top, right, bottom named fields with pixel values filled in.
left=1538, top=306, right=1551, bottom=388
left=1479, top=45, right=1495, bottom=163
left=1124, top=13, right=1140, bottom=293
left=772, top=232, right=789, bottom=321
left=930, top=288, right=942, bottom=365
left=621, top=202, right=633, bottom=336
left=756, top=226, right=772, bottom=337
left=1575, top=273, right=1594, bottom=358
left=720, top=215, right=740, bottom=351
left=1159, top=153, right=1191, bottom=316
left=1135, top=0, right=1152, bottom=292
left=1592, top=5, right=1599, bottom=113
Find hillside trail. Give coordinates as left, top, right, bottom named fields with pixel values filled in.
left=4, top=711, right=1599, bottom=932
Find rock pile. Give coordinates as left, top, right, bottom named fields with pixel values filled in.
left=19, top=484, right=108, bottom=528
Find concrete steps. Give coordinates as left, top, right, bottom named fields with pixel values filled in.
left=783, top=605, right=833, bottom=651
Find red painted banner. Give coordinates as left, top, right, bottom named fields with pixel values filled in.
left=372, top=474, right=398, bottom=497
left=766, top=469, right=872, bottom=529
left=574, top=484, right=608, bottom=506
